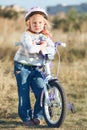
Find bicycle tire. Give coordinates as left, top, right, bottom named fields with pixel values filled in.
left=43, top=79, right=66, bottom=128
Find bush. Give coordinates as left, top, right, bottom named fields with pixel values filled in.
left=0, top=9, right=18, bottom=19
left=55, top=47, right=87, bottom=63
left=52, top=10, right=87, bottom=32
left=67, top=48, right=86, bottom=62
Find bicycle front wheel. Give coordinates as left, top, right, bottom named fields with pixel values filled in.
left=43, top=80, right=66, bottom=128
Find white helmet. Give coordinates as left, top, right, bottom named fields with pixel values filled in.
left=25, top=7, right=48, bottom=21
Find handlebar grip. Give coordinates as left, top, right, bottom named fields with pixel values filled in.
left=61, top=43, right=66, bottom=47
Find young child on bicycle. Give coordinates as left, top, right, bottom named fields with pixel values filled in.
left=14, top=7, right=55, bottom=126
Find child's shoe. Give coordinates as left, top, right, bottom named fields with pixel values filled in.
left=33, top=118, right=40, bottom=125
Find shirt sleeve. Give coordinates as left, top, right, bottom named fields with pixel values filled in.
left=21, top=32, right=41, bottom=53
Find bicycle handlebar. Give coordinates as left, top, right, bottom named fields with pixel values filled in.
left=15, top=41, right=66, bottom=47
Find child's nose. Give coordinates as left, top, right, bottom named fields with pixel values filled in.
left=36, top=23, right=39, bottom=26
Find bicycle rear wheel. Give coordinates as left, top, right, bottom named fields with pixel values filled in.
left=43, top=80, right=66, bottom=128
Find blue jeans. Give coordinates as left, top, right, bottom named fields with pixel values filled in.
left=14, top=61, right=44, bottom=122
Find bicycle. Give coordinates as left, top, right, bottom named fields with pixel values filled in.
left=38, top=42, right=67, bottom=128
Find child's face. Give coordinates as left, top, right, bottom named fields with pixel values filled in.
left=29, top=14, right=45, bottom=33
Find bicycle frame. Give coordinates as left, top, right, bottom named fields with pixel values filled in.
left=40, top=42, right=66, bottom=107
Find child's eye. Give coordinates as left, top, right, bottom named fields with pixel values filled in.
left=33, top=22, right=36, bottom=24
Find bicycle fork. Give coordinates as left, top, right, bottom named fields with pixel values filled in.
left=40, top=81, right=50, bottom=107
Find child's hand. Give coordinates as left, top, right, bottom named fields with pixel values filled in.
left=40, top=41, right=47, bottom=51
left=40, top=41, right=47, bottom=45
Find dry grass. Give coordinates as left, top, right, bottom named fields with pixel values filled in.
left=0, top=16, right=87, bottom=130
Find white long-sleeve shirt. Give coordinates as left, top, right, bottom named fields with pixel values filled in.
left=14, top=31, right=55, bottom=66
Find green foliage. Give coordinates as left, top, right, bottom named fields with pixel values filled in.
left=52, top=16, right=59, bottom=29
left=52, top=9, right=87, bottom=32
left=0, top=9, right=19, bottom=19
left=67, top=9, right=78, bottom=22
left=52, top=17, right=69, bottom=32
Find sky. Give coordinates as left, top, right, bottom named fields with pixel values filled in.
left=0, top=0, right=87, bottom=10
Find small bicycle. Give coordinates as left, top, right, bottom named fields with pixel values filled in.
left=39, top=42, right=67, bottom=128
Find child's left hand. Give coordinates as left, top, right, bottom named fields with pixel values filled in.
left=39, top=41, right=47, bottom=45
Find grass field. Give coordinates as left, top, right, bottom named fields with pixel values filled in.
left=0, top=17, right=87, bottom=130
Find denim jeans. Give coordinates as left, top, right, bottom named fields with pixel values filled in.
left=14, top=61, right=44, bottom=122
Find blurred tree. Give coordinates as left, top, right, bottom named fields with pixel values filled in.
left=52, top=9, right=87, bottom=32
left=66, top=9, right=80, bottom=32
left=0, top=9, right=18, bottom=19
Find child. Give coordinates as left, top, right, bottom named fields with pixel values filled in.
left=14, top=7, right=55, bottom=126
